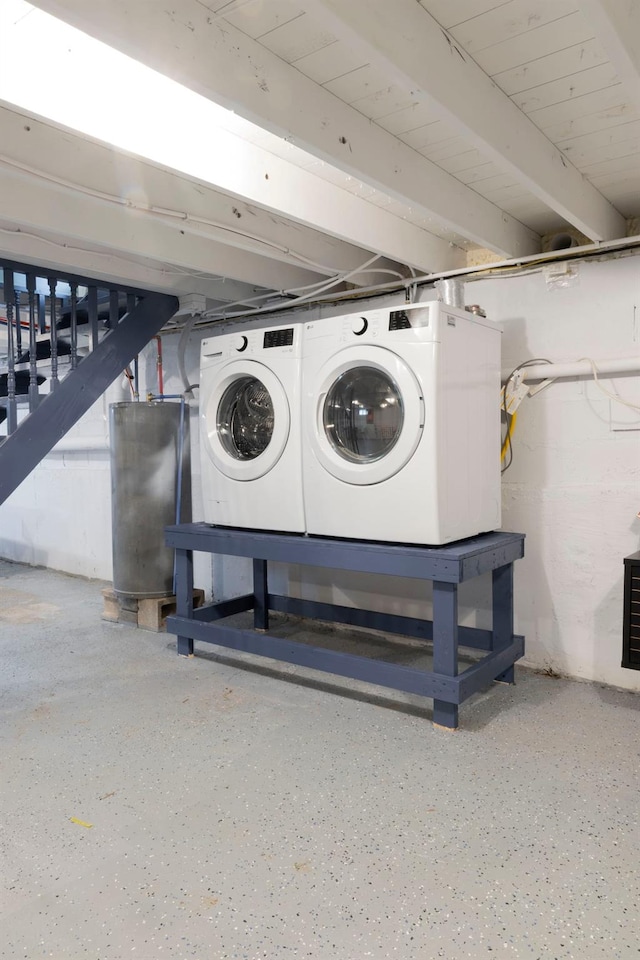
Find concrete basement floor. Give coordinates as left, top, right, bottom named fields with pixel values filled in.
left=1, top=560, right=639, bottom=960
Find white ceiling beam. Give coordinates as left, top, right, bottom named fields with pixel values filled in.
left=1, top=5, right=462, bottom=276
left=0, top=221, right=220, bottom=300
left=0, top=105, right=411, bottom=296
left=0, top=167, right=326, bottom=297
left=0, top=219, right=285, bottom=310
left=186, top=278, right=271, bottom=307
left=29, top=0, right=539, bottom=258
left=0, top=102, right=430, bottom=291
left=0, top=179, right=318, bottom=296
left=579, top=1, right=640, bottom=111
left=0, top=105, right=408, bottom=287
left=306, top=0, right=627, bottom=243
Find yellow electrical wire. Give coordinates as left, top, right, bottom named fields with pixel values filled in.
left=501, top=410, right=517, bottom=462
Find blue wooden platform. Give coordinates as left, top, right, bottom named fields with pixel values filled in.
left=165, top=524, right=525, bottom=729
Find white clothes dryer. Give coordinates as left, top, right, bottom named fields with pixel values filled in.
left=200, top=321, right=305, bottom=532
left=302, top=302, right=501, bottom=545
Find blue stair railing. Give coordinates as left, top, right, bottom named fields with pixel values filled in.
left=0, top=258, right=178, bottom=506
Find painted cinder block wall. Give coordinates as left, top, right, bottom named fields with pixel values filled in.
left=0, top=379, right=125, bottom=579
left=0, top=252, right=638, bottom=691
left=477, top=255, right=639, bottom=688
left=280, top=253, right=639, bottom=692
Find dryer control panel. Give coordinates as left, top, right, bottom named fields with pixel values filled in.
left=202, top=324, right=301, bottom=361
left=338, top=304, right=432, bottom=342
left=342, top=313, right=380, bottom=340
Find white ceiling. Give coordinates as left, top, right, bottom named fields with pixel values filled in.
left=1, top=0, right=638, bottom=307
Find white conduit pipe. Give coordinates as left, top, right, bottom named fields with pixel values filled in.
left=502, top=357, right=640, bottom=383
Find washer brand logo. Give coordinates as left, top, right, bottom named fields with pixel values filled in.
left=447, top=315, right=456, bottom=326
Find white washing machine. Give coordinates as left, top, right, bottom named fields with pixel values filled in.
left=302, top=302, right=501, bottom=545
left=200, top=321, right=305, bottom=532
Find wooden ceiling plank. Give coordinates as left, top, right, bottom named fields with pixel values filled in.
left=306, top=0, right=626, bottom=240
left=223, top=0, right=304, bottom=39
left=420, top=0, right=513, bottom=31
left=513, top=63, right=620, bottom=114
left=544, top=104, right=639, bottom=142
left=29, top=0, right=539, bottom=257
left=579, top=1, right=640, bottom=114
left=291, top=40, right=367, bottom=85
left=474, top=12, right=595, bottom=76
left=493, top=39, right=609, bottom=95
left=450, top=0, right=580, bottom=55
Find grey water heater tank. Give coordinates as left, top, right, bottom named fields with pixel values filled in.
left=110, top=401, right=191, bottom=598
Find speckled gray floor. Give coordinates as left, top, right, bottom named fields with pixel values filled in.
left=1, top=560, right=638, bottom=960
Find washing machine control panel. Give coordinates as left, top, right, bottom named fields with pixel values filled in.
left=342, top=313, right=381, bottom=341
left=202, top=324, right=302, bottom=368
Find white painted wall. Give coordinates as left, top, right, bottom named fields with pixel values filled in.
left=0, top=378, right=123, bottom=579
left=479, top=254, right=640, bottom=689
left=1, top=252, right=639, bottom=692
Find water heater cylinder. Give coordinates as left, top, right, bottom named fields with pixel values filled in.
left=110, top=401, right=191, bottom=598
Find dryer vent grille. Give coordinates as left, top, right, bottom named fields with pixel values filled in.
left=622, top=551, right=640, bottom=670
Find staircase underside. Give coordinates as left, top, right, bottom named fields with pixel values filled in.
left=0, top=258, right=178, bottom=505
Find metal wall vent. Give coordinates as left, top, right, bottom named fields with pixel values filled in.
left=622, top=551, right=640, bottom=670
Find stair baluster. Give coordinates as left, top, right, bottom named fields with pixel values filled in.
left=88, top=285, right=98, bottom=351
left=26, top=272, right=39, bottom=412
left=69, top=283, right=78, bottom=370
left=109, top=289, right=119, bottom=329
left=47, top=277, right=59, bottom=389
left=14, top=285, right=23, bottom=357
left=5, top=269, right=17, bottom=435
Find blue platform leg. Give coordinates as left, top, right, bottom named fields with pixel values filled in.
left=253, top=559, right=269, bottom=630
left=432, top=580, right=459, bottom=729
left=176, top=548, right=194, bottom=657
left=492, top=563, right=515, bottom=683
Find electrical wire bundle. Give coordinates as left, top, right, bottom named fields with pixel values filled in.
left=501, top=358, right=551, bottom=474
left=501, top=355, right=640, bottom=473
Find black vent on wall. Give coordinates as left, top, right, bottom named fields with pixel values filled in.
left=622, top=551, right=640, bottom=670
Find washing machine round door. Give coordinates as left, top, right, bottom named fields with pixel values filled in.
left=311, top=346, right=424, bottom=485
left=203, top=360, right=290, bottom=481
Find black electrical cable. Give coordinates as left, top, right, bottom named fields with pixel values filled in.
left=501, top=358, right=552, bottom=474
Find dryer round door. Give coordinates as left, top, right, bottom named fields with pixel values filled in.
left=310, top=345, right=424, bottom=485
left=203, top=360, right=290, bottom=481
